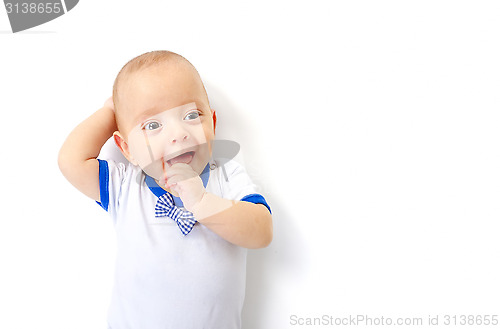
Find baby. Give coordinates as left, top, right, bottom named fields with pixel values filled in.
left=58, top=50, right=273, bottom=329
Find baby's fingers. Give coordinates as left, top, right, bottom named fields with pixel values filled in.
left=162, top=167, right=194, bottom=187
left=163, top=163, right=196, bottom=179
left=164, top=174, right=184, bottom=187
left=103, top=97, right=115, bottom=112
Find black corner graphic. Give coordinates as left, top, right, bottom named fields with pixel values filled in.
left=64, top=0, right=77, bottom=11
left=4, top=0, right=79, bottom=33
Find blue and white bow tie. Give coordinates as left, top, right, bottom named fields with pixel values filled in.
left=155, top=193, right=197, bottom=235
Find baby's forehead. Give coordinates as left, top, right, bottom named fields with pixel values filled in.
left=125, top=59, right=193, bottom=82
left=116, top=60, right=184, bottom=96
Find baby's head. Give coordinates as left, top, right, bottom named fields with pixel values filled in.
left=112, top=50, right=216, bottom=181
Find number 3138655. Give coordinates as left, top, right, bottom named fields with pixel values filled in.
left=5, top=3, right=62, bottom=14
left=444, top=315, right=498, bottom=326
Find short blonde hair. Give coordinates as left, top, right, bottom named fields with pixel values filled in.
left=112, top=50, right=208, bottom=131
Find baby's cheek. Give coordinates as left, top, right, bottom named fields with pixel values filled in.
left=128, top=140, right=163, bottom=179
left=140, top=159, right=164, bottom=181
left=200, top=125, right=215, bottom=145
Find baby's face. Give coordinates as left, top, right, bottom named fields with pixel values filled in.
left=116, top=63, right=214, bottom=181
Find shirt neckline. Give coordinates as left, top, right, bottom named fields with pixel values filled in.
left=145, top=163, right=211, bottom=208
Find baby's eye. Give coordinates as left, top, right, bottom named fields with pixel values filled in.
left=184, top=111, right=200, bottom=121
left=142, top=121, right=162, bottom=131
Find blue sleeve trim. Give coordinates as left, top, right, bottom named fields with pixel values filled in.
left=240, top=193, right=272, bottom=214
left=96, top=159, right=110, bottom=212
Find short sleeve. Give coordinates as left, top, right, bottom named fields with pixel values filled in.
left=96, top=159, right=128, bottom=217
left=217, top=159, right=271, bottom=214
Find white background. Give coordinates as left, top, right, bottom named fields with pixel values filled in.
left=1, top=1, right=499, bottom=328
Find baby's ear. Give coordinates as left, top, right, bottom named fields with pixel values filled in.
left=211, top=109, right=217, bottom=131
left=113, top=131, right=138, bottom=165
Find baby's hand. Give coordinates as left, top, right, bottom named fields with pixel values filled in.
left=103, top=96, right=115, bottom=112
left=163, top=163, right=206, bottom=212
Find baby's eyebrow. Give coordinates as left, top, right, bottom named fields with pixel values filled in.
left=133, top=102, right=199, bottom=126
left=133, top=107, right=163, bottom=126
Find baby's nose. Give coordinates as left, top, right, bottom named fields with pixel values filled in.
left=171, top=134, right=189, bottom=143
left=168, top=125, right=190, bottom=144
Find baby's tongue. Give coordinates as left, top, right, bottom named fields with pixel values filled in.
left=168, top=152, right=194, bottom=165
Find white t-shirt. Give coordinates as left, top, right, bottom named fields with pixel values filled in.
left=97, top=158, right=270, bottom=329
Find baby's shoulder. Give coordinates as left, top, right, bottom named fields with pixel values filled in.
left=208, top=158, right=257, bottom=198
left=99, top=158, right=145, bottom=186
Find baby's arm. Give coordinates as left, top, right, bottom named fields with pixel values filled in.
left=192, top=194, right=273, bottom=249
left=165, top=163, right=272, bottom=248
left=58, top=99, right=117, bottom=202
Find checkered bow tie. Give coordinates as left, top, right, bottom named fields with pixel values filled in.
left=155, top=193, right=197, bottom=235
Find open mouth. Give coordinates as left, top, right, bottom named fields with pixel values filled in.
left=165, top=151, right=195, bottom=166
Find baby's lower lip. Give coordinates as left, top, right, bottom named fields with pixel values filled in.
left=166, top=151, right=195, bottom=166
